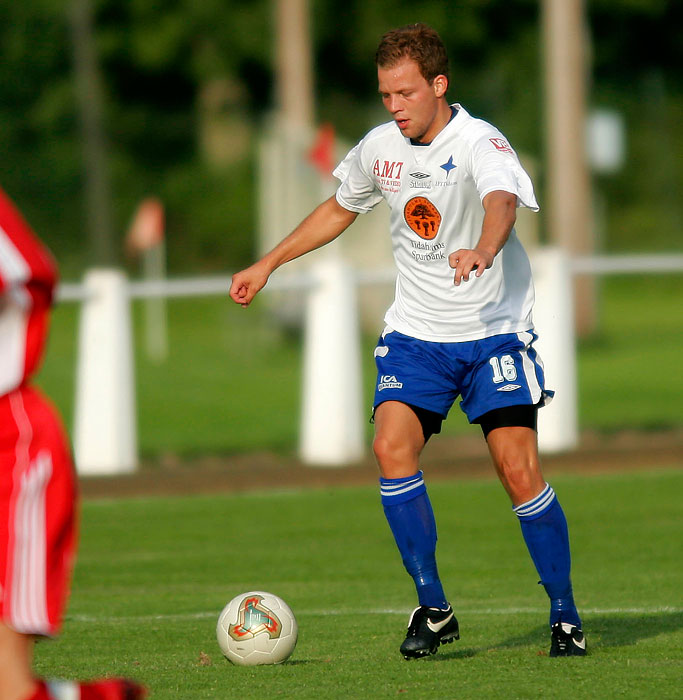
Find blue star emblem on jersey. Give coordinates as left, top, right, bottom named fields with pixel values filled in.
left=440, top=155, right=456, bottom=177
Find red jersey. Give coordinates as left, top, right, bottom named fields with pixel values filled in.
left=0, top=187, right=58, bottom=396
left=0, top=187, right=76, bottom=636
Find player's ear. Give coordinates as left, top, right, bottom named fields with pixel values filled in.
left=432, top=75, right=448, bottom=99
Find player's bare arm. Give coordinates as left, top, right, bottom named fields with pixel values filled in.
left=448, top=190, right=517, bottom=286
left=229, top=196, right=358, bottom=307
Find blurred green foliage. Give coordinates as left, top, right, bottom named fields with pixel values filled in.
left=0, top=0, right=681, bottom=277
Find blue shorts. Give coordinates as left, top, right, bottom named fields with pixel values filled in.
left=372, top=328, right=553, bottom=424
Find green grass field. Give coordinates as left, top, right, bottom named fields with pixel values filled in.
left=33, top=469, right=682, bottom=699
left=36, top=275, right=683, bottom=457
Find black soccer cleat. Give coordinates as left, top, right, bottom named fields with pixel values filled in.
left=549, top=621, right=587, bottom=657
left=400, top=605, right=460, bottom=659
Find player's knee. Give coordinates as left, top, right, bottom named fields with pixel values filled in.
left=372, top=433, right=418, bottom=476
left=507, top=468, right=538, bottom=498
left=372, top=433, right=393, bottom=464
left=497, top=457, right=544, bottom=503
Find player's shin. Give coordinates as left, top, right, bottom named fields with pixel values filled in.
left=514, top=483, right=581, bottom=627
left=380, top=471, right=449, bottom=610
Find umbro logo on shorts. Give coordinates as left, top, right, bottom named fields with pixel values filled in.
left=378, top=375, right=403, bottom=391
left=497, top=384, right=521, bottom=392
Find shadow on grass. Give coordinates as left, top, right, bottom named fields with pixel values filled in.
left=492, top=611, right=683, bottom=654
left=283, top=659, right=323, bottom=666
left=431, top=647, right=479, bottom=662
left=585, top=611, right=683, bottom=649
left=419, top=611, right=683, bottom=661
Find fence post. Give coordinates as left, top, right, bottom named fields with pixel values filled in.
left=73, top=269, right=138, bottom=475
left=531, top=247, right=579, bottom=452
left=299, top=257, right=364, bottom=466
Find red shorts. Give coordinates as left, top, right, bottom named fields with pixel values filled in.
left=0, top=386, right=77, bottom=636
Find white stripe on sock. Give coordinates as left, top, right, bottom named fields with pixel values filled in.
left=514, top=484, right=556, bottom=518
left=380, top=478, right=424, bottom=499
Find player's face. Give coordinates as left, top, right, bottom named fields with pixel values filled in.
left=378, top=58, right=449, bottom=144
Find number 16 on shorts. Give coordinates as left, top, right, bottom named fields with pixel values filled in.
left=489, top=355, right=517, bottom=384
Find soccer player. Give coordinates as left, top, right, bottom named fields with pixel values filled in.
left=230, top=23, right=586, bottom=659
left=0, top=186, right=146, bottom=699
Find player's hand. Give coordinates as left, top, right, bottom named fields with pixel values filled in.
left=448, top=247, right=495, bottom=286
left=229, top=262, right=270, bottom=307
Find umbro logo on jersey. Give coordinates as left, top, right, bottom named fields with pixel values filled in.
left=378, top=375, right=403, bottom=391
left=497, top=384, right=521, bottom=392
left=410, top=170, right=432, bottom=190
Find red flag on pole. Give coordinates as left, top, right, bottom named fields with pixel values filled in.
left=308, top=123, right=336, bottom=177
left=125, top=197, right=165, bottom=257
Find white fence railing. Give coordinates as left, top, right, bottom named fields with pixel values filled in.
left=59, top=251, right=683, bottom=476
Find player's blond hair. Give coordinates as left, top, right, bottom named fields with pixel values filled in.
left=375, top=23, right=449, bottom=86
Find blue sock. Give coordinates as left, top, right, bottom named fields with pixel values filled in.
left=514, top=483, right=581, bottom=627
left=380, top=471, right=448, bottom=610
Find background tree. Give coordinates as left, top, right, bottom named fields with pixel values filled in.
left=0, top=0, right=679, bottom=275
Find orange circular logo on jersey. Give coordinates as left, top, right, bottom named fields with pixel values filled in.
left=404, top=196, right=441, bottom=240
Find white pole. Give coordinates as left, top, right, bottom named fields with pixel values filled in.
left=73, top=269, right=137, bottom=475
left=542, top=0, right=596, bottom=335
left=300, top=257, right=364, bottom=466
left=531, top=247, right=579, bottom=453
left=143, top=240, right=168, bottom=362
left=275, top=0, right=314, bottom=129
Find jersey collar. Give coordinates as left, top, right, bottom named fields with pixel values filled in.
left=409, top=104, right=462, bottom=147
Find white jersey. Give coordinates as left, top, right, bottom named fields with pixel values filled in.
left=334, top=104, right=539, bottom=342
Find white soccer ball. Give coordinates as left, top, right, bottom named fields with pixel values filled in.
left=217, top=591, right=298, bottom=666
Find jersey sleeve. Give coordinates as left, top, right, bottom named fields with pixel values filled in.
left=468, top=132, right=539, bottom=212
left=333, top=141, right=384, bottom=214
left=0, top=187, right=57, bottom=300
